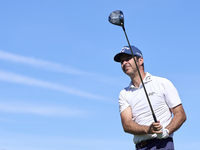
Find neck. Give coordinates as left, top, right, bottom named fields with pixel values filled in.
left=131, top=71, right=146, bottom=88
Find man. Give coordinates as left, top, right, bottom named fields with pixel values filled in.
left=114, top=46, right=186, bottom=150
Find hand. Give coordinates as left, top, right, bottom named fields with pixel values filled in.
left=157, top=127, right=169, bottom=139
left=148, top=121, right=163, bottom=134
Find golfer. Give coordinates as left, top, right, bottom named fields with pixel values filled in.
left=114, top=46, right=186, bottom=150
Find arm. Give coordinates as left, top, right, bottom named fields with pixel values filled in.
left=120, top=106, right=162, bottom=135
left=166, top=104, right=186, bottom=135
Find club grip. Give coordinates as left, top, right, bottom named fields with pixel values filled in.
left=153, top=113, right=157, bottom=122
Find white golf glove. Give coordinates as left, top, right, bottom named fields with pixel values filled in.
left=157, top=127, right=169, bottom=139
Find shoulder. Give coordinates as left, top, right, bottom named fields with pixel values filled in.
left=118, top=82, right=132, bottom=100
left=119, top=86, right=129, bottom=97
left=147, top=73, right=176, bottom=91
left=151, top=74, right=173, bottom=85
left=150, top=74, right=178, bottom=95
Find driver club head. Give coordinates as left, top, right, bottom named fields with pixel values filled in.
left=108, top=10, right=124, bottom=27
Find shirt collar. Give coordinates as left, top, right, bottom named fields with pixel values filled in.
left=144, top=72, right=152, bottom=83
left=128, top=72, right=152, bottom=89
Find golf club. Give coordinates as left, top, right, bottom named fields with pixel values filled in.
left=108, top=10, right=157, bottom=123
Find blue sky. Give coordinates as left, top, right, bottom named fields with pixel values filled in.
left=0, top=0, right=199, bottom=150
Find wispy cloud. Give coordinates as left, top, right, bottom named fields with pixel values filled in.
left=0, top=50, right=118, bottom=84
left=0, top=50, right=86, bottom=75
left=0, top=70, right=113, bottom=102
left=0, top=100, right=87, bottom=117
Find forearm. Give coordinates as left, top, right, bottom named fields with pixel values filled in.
left=120, top=106, right=163, bottom=135
left=166, top=105, right=186, bottom=135
left=122, top=119, right=149, bottom=135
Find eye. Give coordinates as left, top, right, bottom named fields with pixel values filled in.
left=126, top=57, right=132, bottom=61
left=120, top=56, right=132, bottom=64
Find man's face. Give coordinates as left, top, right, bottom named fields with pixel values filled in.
left=120, top=54, right=136, bottom=75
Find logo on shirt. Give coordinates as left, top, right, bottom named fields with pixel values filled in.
left=148, top=92, right=156, bottom=96
left=145, top=75, right=151, bottom=81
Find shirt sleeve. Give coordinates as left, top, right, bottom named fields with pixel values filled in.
left=162, top=78, right=182, bottom=108
left=119, top=90, right=130, bottom=113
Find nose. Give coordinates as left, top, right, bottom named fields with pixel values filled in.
left=121, top=60, right=129, bottom=71
left=121, top=59, right=128, bottom=66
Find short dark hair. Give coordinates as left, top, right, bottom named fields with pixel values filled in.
left=135, top=55, right=145, bottom=70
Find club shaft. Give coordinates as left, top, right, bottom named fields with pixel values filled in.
left=122, top=26, right=157, bottom=123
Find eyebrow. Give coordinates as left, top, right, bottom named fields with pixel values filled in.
left=120, top=56, right=132, bottom=63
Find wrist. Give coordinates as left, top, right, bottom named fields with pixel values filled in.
left=146, top=125, right=151, bottom=134
left=157, top=127, right=169, bottom=139
left=166, top=128, right=169, bottom=135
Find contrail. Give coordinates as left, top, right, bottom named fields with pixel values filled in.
left=0, top=50, right=118, bottom=84
left=0, top=70, right=113, bottom=102
left=0, top=50, right=86, bottom=75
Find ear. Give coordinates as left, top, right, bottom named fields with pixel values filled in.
left=138, top=57, right=144, bottom=66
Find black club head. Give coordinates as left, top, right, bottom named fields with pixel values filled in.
left=108, top=10, right=124, bottom=27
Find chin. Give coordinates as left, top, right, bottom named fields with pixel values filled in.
left=125, top=71, right=131, bottom=75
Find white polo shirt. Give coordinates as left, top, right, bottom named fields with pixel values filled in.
left=119, top=72, right=182, bottom=144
